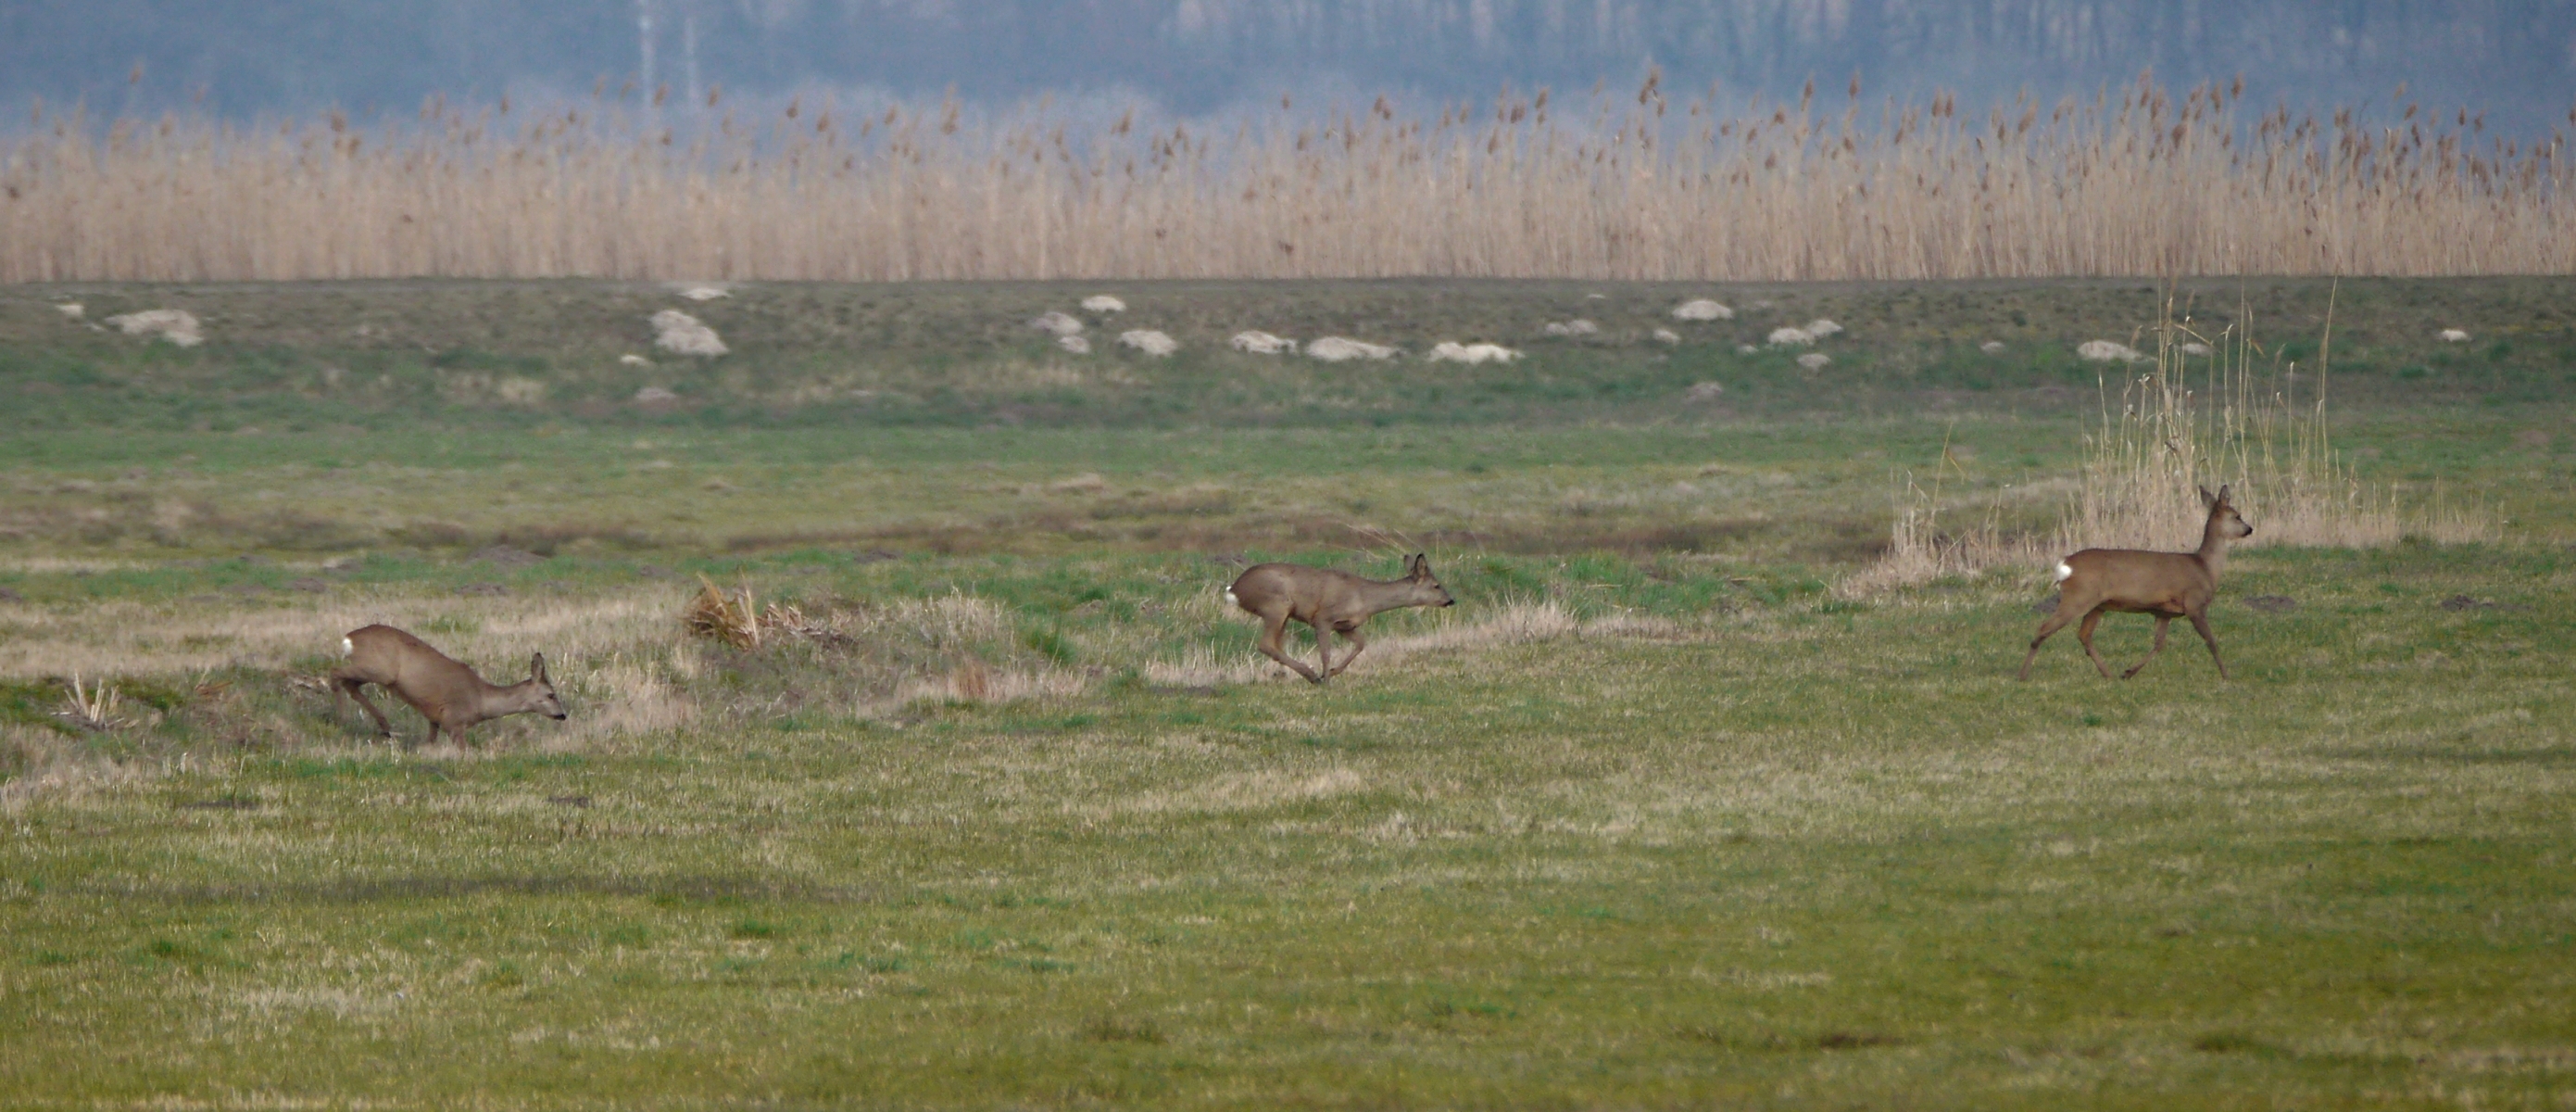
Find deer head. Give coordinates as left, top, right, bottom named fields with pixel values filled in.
left=523, top=652, right=568, bottom=720
left=1403, top=553, right=1456, bottom=608
left=2199, top=485, right=2254, bottom=540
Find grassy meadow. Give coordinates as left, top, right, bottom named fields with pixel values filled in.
left=2, top=277, right=2573, bottom=1107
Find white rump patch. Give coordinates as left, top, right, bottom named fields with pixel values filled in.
left=339, top=636, right=354, bottom=658
left=2054, top=561, right=2074, bottom=584
left=1672, top=299, right=1734, bottom=321
left=1224, top=588, right=1239, bottom=607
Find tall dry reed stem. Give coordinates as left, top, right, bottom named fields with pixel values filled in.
left=5, top=74, right=2570, bottom=282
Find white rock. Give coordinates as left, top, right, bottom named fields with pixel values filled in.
left=1803, top=318, right=1843, bottom=337
left=1428, top=342, right=1521, bottom=364
left=619, top=354, right=652, bottom=367
left=2438, top=328, right=2470, bottom=343
left=677, top=285, right=730, bottom=301
left=1028, top=311, right=1085, bottom=337
left=1057, top=335, right=1091, bottom=354
left=1672, top=299, right=1734, bottom=322
left=1081, top=295, right=1127, bottom=314
left=1652, top=328, right=1681, bottom=345
left=106, top=309, right=203, bottom=348
left=1796, top=352, right=1832, bottom=370
left=1118, top=329, right=1178, bottom=356
left=649, top=310, right=728, bottom=357
left=1229, top=330, right=1297, bottom=355
left=635, top=386, right=679, bottom=403
left=1980, top=340, right=2007, bottom=354
left=1305, top=336, right=1400, bottom=362
left=2077, top=340, right=2144, bottom=362
left=1684, top=382, right=1727, bottom=402
left=2179, top=342, right=2214, bottom=357
left=1737, top=344, right=1759, bottom=354
left=1541, top=319, right=1599, bottom=336
left=1766, top=327, right=1816, bottom=347
left=55, top=303, right=83, bottom=320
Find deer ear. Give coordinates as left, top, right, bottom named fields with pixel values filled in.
left=531, top=652, right=548, bottom=683
left=2215, top=484, right=2231, bottom=504
left=2198, top=485, right=2218, bottom=508
left=1410, top=553, right=1429, bottom=578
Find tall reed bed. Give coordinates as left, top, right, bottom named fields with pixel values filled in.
left=4, top=73, right=2571, bottom=282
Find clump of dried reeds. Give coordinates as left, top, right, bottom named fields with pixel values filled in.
left=1851, top=291, right=2494, bottom=594
left=681, top=575, right=760, bottom=648
left=55, top=672, right=126, bottom=732
left=5, top=74, right=2569, bottom=283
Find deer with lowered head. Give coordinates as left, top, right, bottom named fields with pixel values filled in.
left=1227, top=553, right=1455, bottom=684
left=2019, top=485, right=2255, bottom=680
left=330, top=624, right=567, bottom=748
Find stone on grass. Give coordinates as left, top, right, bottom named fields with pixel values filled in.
left=1684, top=381, right=1727, bottom=403
left=2438, top=328, right=2470, bottom=343
left=1766, top=326, right=1816, bottom=347
left=1803, top=319, right=1843, bottom=337
left=1652, top=328, right=1681, bottom=344
left=1305, top=336, right=1399, bottom=362
left=1229, top=331, right=1297, bottom=355
left=650, top=310, right=727, bottom=357
left=1980, top=340, right=2007, bottom=354
left=107, top=309, right=203, bottom=347
left=1118, top=329, right=1179, bottom=356
left=2077, top=340, right=2144, bottom=362
left=1796, top=352, right=1831, bottom=370
left=1057, top=335, right=1091, bottom=354
left=1027, top=311, right=1085, bottom=337
left=1428, top=342, right=1520, bottom=364
left=1672, top=299, right=1734, bottom=321
left=1081, top=295, right=1127, bottom=314
left=1541, top=319, right=1599, bottom=336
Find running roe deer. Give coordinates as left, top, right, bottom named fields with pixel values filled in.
left=2018, top=485, right=2255, bottom=680
left=1227, top=553, right=1455, bottom=684
left=331, top=624, right=567, bottom=748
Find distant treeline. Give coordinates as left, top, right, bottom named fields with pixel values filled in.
left=6, top=0, right=2572, bottom=133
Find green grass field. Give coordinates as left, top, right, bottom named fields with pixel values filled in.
left=3, top=279, right=2573, bottom=1107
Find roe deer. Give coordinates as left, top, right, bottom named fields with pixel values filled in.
left=331, top=624, right=567, bottom=748
left=1227, top=553, right=1454, bottom=684
left=2019, top=485, right=2255, bottom=680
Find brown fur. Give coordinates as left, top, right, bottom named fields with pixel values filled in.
left=2020, top=485, right=2255, bottom=680
left=1227, top=553, right=1455, bottom=684
left=330, top=624, right=567, bottom=748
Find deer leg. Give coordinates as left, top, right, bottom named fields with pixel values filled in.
left=1255, top=613, right=1323, bottom=683
left=2075, top=607, right=2116, bottom=679
left=2189, top=611, right=2230, bottom=679
left=338, top=678, right=397, bottom=739
left=2122, top=615, right=2174, bottom=679
left=1313, top=624, right=1338, bottom=685
left=2018, top=604, right=2083, bottom=679
left=1327, top=624, right=1368, bottom=677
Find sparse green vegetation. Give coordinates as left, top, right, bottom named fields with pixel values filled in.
left=2, top=279, right=2572, bottom=1106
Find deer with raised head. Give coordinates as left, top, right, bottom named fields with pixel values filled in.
left=1227, top=553, right=1455, bottom=684
left=2019, top=485, right=2255, bottom=680
left=331, top=624, right=567, bottom=747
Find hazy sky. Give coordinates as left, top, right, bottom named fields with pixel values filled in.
left=6, top=1, right=2570, bottom=133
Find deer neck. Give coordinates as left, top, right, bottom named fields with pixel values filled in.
left=471, top=677, right=532, bottom=719
left=2195, top=512, right=2233, bottom=579
left=1355, top=576, right=1426, bottom=616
